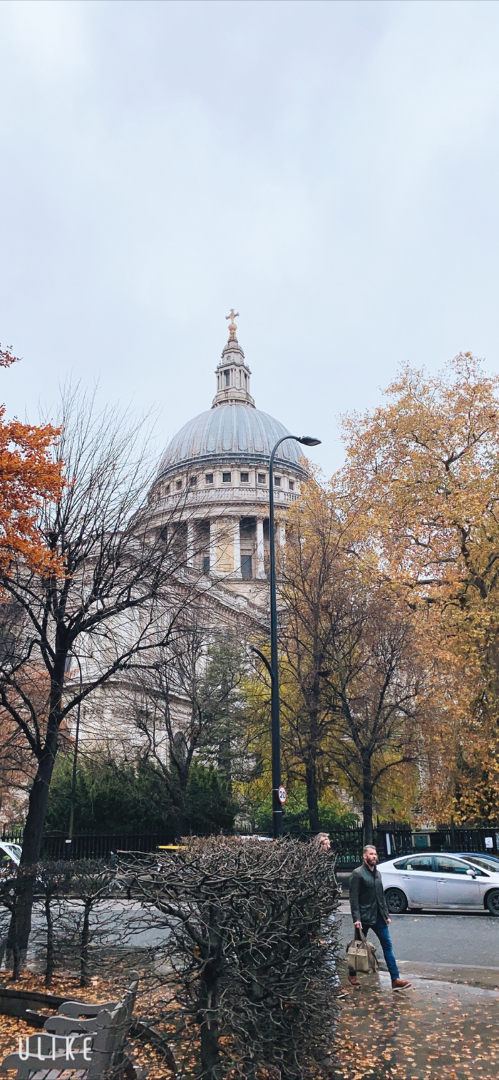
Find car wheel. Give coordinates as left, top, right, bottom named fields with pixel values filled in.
left=385, top=888, right=408, bottom=914
left=486, top=890, right=499, bottom=916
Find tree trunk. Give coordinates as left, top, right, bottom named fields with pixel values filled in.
left=217, top=730, right=232, bottom=795
left=305, top=755, right=321, bottom=834
left=199, top=1004, right=220, bottom=1080
left=172, top=789, right=186, bottom=841
left=304, top=665, right=323, bottom=835
left=44, top=894, right=55, bottom=987
left=362, top=756, right=374, bottom=846
left=199, top=957, right=221, bottom=1078
left=7, top=740, right=58, bottom=970
left=170, top=759, right=190, bottom=840
left=80, top=898, right=92, bottom=987
left=198, top=906, right=224, bottom=1080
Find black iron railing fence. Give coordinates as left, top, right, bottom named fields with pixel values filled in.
left=0, top=828, right=176, bottom=861
left=2, top=823, right=498, bottom=868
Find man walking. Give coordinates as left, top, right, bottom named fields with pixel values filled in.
left=348, top=844, right=411, bottom=991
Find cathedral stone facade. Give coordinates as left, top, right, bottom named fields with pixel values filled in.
left=73, top=313, right=310, bottom=752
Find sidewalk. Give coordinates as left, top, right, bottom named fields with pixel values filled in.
left=334, top=963, right=499, bottom=1079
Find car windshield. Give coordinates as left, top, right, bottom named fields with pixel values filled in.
left=460, top=855, right=496, bottom=873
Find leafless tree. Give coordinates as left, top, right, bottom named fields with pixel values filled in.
left=33, top=860, right=71, bottom=986
left=58, top=860, right=115, bottom=987
left=276, top=517, right=347, bottom=834
left=273, top=503, right=428, bottom=842
left=319, top=587, right=427, bottom=844
left=0, top=603, right=43, bottom=822
left=122, top=626, right=250, bottom=837
left=0, top=387, right=208, bottom=969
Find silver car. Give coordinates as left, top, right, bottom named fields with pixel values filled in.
left=378, top=852, right=499, bottom=916
left=0, top=841, right=21, bottom=876
left=0, top=841, right=21, bottom=864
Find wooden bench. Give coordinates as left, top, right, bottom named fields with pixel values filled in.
left=0, top=972, right=142, bottom=1080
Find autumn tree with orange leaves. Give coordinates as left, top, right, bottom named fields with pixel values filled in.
left=339, top=352, right=499, bottom=823
left=0, top=346, right=63, bottom=574
left=0, top=347, right=63, bottom=825
left=0, top=383, right=208, bottom=974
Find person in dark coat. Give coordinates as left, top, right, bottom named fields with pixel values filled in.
left=348, top=844, right=411, bottom=990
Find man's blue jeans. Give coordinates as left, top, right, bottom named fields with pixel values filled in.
left=362, top=915, right=399, bottom=980
left=349, top=915, right=399, bottom=980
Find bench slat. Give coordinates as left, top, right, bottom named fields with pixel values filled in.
left=0, top=973, right=140, bottom=1080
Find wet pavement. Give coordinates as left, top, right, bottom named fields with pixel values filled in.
left=335, top=968, right=499, bottom=1078
left=334, top=909, right=499, bottom=1078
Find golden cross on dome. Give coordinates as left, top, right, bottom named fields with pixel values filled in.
left=225, top=308, right=239, bottom=329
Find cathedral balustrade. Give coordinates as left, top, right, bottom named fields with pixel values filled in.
left=162, top=485, right=299, bottom=506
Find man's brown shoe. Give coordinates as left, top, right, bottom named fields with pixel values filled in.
left=392, top=978, right=411, bottom=990
left=348, top=973, right=361, bottom=989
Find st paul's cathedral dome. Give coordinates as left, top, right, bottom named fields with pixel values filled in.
left=151, top=312, right=307, bottom=602
left=157, top=312, right=306, bottom=480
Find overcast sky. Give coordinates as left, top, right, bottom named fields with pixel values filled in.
left=1, top=0, right=498, bottom=476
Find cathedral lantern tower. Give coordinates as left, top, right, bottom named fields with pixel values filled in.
left=212, top=310, right=255, bottom=409
left=150, top=313, right=308, bottom=608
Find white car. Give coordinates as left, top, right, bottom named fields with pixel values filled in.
left=0, top=840, right=21, bottom=870
left=377, top=852, right=499, bottom=916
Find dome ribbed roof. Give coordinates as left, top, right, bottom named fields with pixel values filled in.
left=158, top=405, right=306, bottom=478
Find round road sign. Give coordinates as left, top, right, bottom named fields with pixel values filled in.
left=278, top=785, right=287, bottom=804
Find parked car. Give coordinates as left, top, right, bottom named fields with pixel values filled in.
left=0, top=841, right=21, bottom=876
left=0, top=841, right=21, bottom=864
left=377, top=852, right=499, bottom=916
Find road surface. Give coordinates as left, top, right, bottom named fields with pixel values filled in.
left=336, top=900, right=499, bottom=983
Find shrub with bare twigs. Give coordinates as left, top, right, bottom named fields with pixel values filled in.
left=118, top=836, right=341, bottom=1080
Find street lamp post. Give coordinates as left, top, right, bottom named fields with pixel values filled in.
left=68, top=654, right=83, bottom=846
left=268, top=435, right=321, bottom=839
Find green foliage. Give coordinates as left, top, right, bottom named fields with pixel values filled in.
left=184, top=762, right=239, bottom=835
left=45, top=753, right=237, bottom=837
left=254, top=785, right=358, bottom=837
left=196, top=635, right=249, bottom=787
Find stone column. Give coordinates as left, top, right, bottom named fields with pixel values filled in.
left=256, top=517, right=265, bottom=578
left=187, top=522, right=195, bottom=568
left=233, top=518, right=241, bottom=578
left=278, top=521, right=286, bottom=549
left=209, top=519, right=217, bottom=576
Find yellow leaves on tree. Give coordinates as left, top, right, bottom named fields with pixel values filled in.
left=0, top=346, right=64, bottom=574
left=341, top=352, right=499, bottom=604
left=339, top=353, right=499, bottom=823
left=265, top=480, right=428, bottom=839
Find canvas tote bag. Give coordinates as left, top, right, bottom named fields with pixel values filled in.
left=346, top=929, right=379, bottom=973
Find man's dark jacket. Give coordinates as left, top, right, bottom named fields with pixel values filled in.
left=349, top=862, right=390, bottom=926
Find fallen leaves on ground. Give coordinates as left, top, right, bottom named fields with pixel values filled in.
left=333, top=972, right=499, bottom=1080
left=0, top=972, right=172, bottom=1078
left=1, top=970, right=499, bottom=1080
